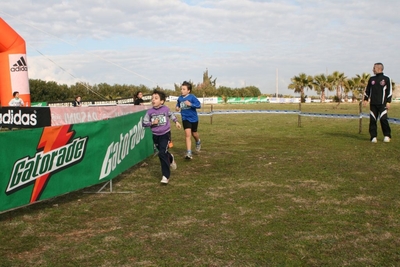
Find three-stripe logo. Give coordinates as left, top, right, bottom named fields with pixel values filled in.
left=10, top=56, right=28, bottom=72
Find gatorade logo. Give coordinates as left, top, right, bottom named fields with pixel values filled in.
left=99, top=117, right=146, bottom=180
left=7, top=137, right=87, bottom=194
left=5, top=125, right=88, bottom=203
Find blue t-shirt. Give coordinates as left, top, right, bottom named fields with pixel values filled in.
left=176, top=94, right=201, bottom=122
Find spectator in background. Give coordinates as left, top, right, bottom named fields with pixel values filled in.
left=8, top=91, right=24, bottom=106
left=72, top=96, right=82, bottom=107
left=134, top=91, right=144, bottom=105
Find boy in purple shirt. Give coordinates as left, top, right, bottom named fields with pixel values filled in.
left=143, top=90, right=181, bottom=184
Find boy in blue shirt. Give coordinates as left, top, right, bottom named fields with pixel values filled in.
left=175, top=81, right=201, bottom=159
left=143, top=90, right=181, bottom=184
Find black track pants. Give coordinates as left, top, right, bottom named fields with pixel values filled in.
left=369, top=104, right=391, bottom=139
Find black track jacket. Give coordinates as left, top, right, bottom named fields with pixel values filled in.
left=364, top=73, right=392, bottom=105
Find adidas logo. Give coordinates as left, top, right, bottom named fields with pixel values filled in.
left=10, top=56, right=28, bottom=72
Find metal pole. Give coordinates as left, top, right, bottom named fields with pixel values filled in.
left=276, top=68, right=278, bottom=97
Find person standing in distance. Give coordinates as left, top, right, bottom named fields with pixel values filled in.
left=72, top=96, right=82, bottom=107
left=8, top=91, right=24, bottom=106
left=175, top=81, right=201, bottom=159
left=363, top=62, right=392, bottom=143
left=134, top=91, right=144, bottom=105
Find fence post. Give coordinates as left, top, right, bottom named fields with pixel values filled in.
left=298, top=102, right=301, bottom=127
left=359, top=101, right=362, bottom=134
left=210, top=104, right=213, bottom=125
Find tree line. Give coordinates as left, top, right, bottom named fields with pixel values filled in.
left=29, top=69, right=262, bottom=103
left=28, top=69, right=395, bottom=103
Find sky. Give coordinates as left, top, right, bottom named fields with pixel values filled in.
left=1, top=0, right=400, bottom=96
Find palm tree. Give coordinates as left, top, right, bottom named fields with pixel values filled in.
left=342, top=79, right=352, bottom=102
left=343, top=77, right=361, bottom=102
left=331, top=71, right=347, bottom=102
left=288, top=73, right=313, bottom=103
left=313, top=74, right=330, bottom=103
left=356, top=73, right=371, bottom=97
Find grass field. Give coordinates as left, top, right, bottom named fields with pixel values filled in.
left=1, top=103, right=400, bottom=266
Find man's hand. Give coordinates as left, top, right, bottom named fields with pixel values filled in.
left=363, top=100, right=368, bottom=107
left=175, top=121, right=182, bottom=129
left=386, top=103, right=391, bottom=110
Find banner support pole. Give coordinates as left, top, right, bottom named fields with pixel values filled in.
left=84, top=179, right=134, bottom=194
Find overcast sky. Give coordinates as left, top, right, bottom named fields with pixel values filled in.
left=1, top=0, right=399, bottom=96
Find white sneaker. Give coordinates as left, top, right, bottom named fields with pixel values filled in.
left=383, top=136, right=391, bottom=143
left=371, top=137, right=377, bottom=143
left=195, top=140, right=201, bottom=152
left=170, top=154, right=177, bottom=170
left=185, top=152, right=193, bottom=160
left=160, top=176, right=169, bottom=184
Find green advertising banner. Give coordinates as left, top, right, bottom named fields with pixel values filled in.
left=0, top=110, right=153, bottom=213
left=31, top=102, right=47, bottom=107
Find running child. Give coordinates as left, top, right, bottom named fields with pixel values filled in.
left=143, top=90, right=181, bottom=184
left=175, top=81, right=201, bottom=160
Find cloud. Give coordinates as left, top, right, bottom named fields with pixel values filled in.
left=1, top=0, right=400, bottom=95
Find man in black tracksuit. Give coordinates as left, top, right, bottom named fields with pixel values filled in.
left=363, top=63, right=392, bottom=143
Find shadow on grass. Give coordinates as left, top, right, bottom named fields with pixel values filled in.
left=324, top=131, right=368, bottom=141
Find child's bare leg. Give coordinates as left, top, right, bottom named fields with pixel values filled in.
left=185, top=129, right=192, bottom=151
left=192, top=132, right=201, bottom=151
left=192, top=132, right=200, bottom=142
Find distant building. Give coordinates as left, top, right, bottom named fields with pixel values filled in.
left=394, top=85, right=400, bottom=99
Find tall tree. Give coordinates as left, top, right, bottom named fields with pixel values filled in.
left=196, top=69, right=217, bottom=97
left=29, top=79, right=68, bottom=102
left=244, top=86, right=262, bottom=97
left=343, top=77, right=360, bottom=102
left=331, top=71, right=347, bottom=102
left=202, top=69, right=217, bottom=87
left=288, top=73, right=313, bottom=103
left=216, top=86, right=233, bottom=99
left=313, top=74, right=330, bottom=103
left=356, top=73, right=371, bottom=95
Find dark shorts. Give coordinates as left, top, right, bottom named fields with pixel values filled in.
left=182, top=120, right=198, bottom=132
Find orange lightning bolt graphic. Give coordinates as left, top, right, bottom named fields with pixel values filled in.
left=30, top=125, right=74, bottom=203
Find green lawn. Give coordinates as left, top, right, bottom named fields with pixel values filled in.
left=1, top=103, right=399, bottom=266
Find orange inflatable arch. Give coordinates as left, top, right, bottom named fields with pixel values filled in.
left=0, top=17, right=30, bottom=106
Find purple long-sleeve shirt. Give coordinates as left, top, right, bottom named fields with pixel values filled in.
left=142, top=105, right=177, bottom=136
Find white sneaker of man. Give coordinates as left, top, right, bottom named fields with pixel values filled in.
left=160, top=176, right=169, bottom=184
left=383, top=136, right=391, bottom=143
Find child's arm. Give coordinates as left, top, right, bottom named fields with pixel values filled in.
left=169, top=111, right=181, bottom=129
left=174, top=121, right=181, bottom=129
left=142, top=112, right=153, bottom=127
left=189, top=96, right=201, bottom=109
left=175, top=99, right=181, bottom=111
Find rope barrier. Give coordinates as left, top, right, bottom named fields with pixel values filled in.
left=173, top=110, right=400, bottom=125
